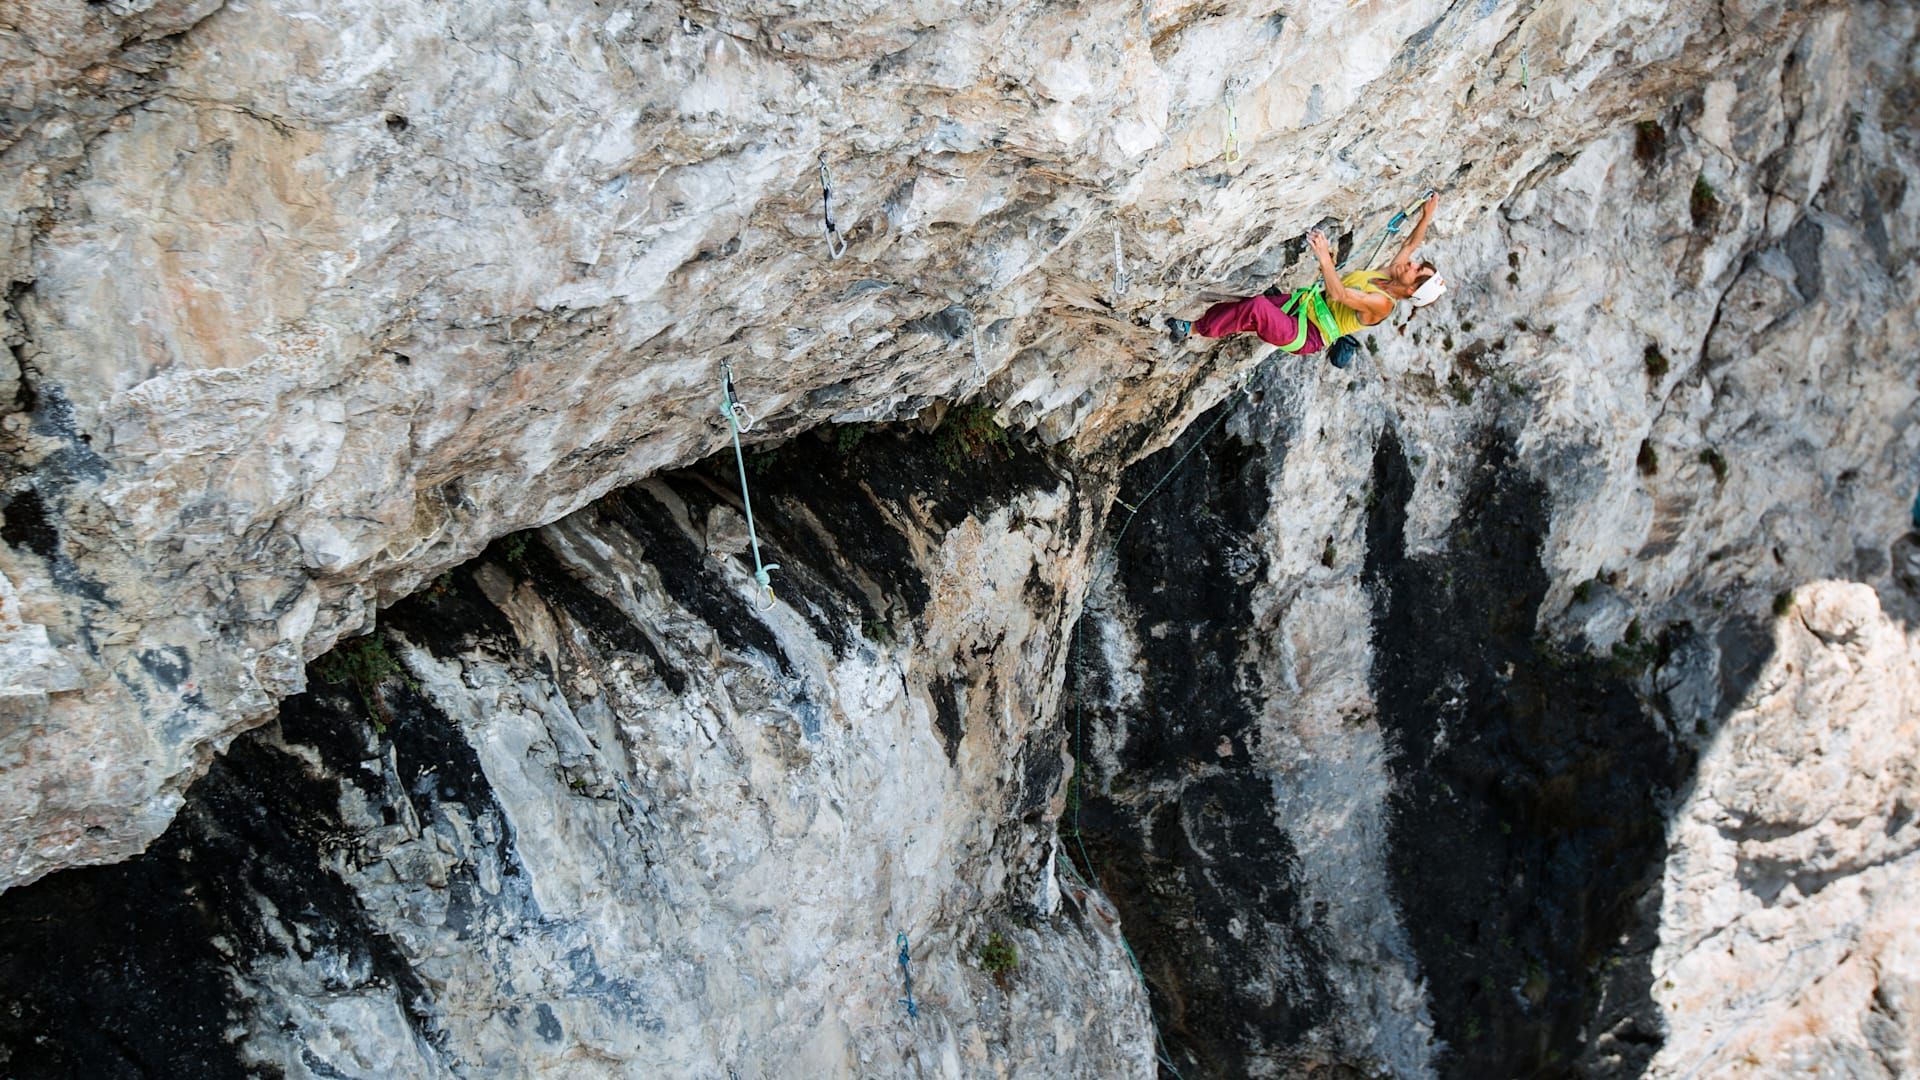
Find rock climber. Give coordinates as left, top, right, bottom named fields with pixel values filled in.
left=1165, top=192, right=1446, bottom=368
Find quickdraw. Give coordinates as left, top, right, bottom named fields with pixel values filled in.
left=818, top=154, right=849, bottom=260
left=1223, top=86, right=1240, bottom=164
left=720, top=363, right=779, bottom=611
left=896, top=932, right=919, bottom=1019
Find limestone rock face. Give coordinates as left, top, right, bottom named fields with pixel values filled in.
left=1652, top=582, right=1920, bottom=1078
left=1, top=0, right=1918, bottom=1076
left=0, top=430, right=1156, bottom=1077
left=1, top=0, right=1898, bottom=889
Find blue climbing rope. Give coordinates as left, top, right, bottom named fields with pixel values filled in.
left=1355, top=189, right=1435, bottom=273
left=720, top=363, right=780, bottom=611
left=896, top=932, right=919, bottom=1019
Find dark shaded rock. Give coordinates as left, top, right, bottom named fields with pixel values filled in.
left=1068, top=401, right=1334, bottom=1078
left=1362, top=428, right=1693, bottom=1078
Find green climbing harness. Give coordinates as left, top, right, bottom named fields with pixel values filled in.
left=720, top=363, right=779, bottom=611
left=1275, top=286, right=1341, bottom=353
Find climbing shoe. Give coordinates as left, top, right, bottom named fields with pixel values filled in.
left=1327, top=336, right=1359, bottom=370
left=1164, top=317, right=1192, bottom=345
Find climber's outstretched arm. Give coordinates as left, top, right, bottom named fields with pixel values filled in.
left=1308, top=229, right=1392, bottom=323
left=1388, top=191, right=1440, bottom=274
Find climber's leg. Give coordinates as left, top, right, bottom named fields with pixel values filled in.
left=1191, top=293, right=1326, bottom=352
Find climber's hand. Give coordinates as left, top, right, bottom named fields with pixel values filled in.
left=1421, top=190, right=1440, bottom=222
left=1307, top=227, right=1333, bottom=261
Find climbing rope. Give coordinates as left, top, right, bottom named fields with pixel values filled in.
left=1351, top=190, right=1436, bottom=274
left=1110, top=369, right=1264, bottom=548
left=896, top=932, right=920, bottom=1019
left=818, top=154, right=850, bottom=260
left=720, top=363, right=780, bottom=611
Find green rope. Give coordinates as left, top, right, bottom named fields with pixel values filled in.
left=720, top=363, right=779, bottom=610
left=1111, top=361, right=1271, bottom=549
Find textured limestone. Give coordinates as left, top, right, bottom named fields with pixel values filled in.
left=4, top=0, right=1903, bottom=889
left=1063, top=1, right=1920, bottom=1072
left=0, top=432, right=1156, bottom=1077
left=1, top=0, right=1918, bottom=1076
left=1652, top=582, right=1920, bottom=1078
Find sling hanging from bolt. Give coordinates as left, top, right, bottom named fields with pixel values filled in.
left=720, top=363, right=779, bottom=611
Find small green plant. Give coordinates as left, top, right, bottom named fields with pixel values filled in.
left=1610, top=618, right=1668, bottom=675
left=979, top=932, right=1019, bottom=978
left=1445, top=372, right=1475, bottom=406
left=861, top=616, right=896, bottom=646
left=834, top=423, right=870, bottom=455
left=316, top=631, right=412, bottom=732
left=1572, top=578, right=1595, bottom=604
left=427, top=570, right=454, bottom=597
left=1643, top=343, right=1669, bottom=380
left=747, top=446, right=784, bottom=476
left=1465, top=1015, right=1484, bottom=1040
left=1637, top=439, right=1659, bottom=476
left=1773, top=589, right=1796, bottom=617
left=1320, top=539, right=1337, bottom=568
left=501, top=534, right=530, bottom=563
left=1691, top=173, right=1720, bottom=229
left=935, top=403, right=1011, bottom=470
left=1699, top=447, right=1728, bottom=483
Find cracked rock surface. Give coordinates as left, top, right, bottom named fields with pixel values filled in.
left=1, top=0, right=1918, bottom=1076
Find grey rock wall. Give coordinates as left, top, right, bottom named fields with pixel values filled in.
left=0, top=0, right=1887, bottom=890
left=1, top=426, right=1155, bottom=1077
left=1, top=0, right=1917, bottom=1076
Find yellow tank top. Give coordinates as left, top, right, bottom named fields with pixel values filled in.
left=1327, top=270, right=1391, bottom=339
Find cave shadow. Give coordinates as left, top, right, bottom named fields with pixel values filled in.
left=0, top=413, right=1085, bottom=1076
left=1362, top=425, right=1778, bottom=1080
left=1061, top=405, right=1784, bottom=1080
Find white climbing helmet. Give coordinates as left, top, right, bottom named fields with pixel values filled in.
left=1410, top=273, right=1448, bottom=307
